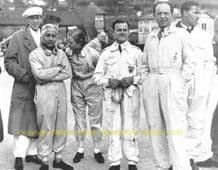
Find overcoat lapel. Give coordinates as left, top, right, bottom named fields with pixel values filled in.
left=23, top=27, right=37, bottom=52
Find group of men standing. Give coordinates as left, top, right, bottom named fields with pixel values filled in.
left=3, top=0, right=218, bottom=170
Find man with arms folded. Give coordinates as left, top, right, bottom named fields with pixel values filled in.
left=29, top=24, right=73, bottom=170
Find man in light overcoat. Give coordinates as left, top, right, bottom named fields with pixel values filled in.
left=4, top=6, right=42, bottom=170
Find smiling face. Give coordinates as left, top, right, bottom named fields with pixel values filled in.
left=113, top=22, right=129, bottom=44
left=154, top=3, right=173, bottom=29
left=26, top=15, right=42, bottom=31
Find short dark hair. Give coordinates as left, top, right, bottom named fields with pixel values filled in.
left=153, top=1, right=174, bottom=15
left=112, top=19, right=129, bottom=30
left=180, top=1, right=199, bottom=16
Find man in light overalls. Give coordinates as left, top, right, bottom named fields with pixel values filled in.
left=29, top=24, right=73, bottom=170
left=142, top=1, right=197, bottom=170
left=94, top=19, right=145, bottom=170
left=176, top=1, right=216, bottom=162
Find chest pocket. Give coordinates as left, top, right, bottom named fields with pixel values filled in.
left=105, top=57, right=119, bottom=77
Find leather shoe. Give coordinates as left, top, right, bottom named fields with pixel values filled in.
left=73, top=152, right=84, bottom=163
left=14, top=157, right=23, bottom=170
left=190, top=159, right=199, bottom=170
left=196, top=158, right=218, bottom=167
left=39, top=163, right=49, bottom=170
left=109, top=165, right=120, bottom=170
left=25, top=155, right=41, bottom=164
left=94, top=152, right=104, bottom=163
left=53, top=160, right=74, bottom=170
left=128, top=164, right=137, bottom=170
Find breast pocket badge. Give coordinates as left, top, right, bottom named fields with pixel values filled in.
left=128, top=65, right=135, bottom=73
left=172, top=52, right=178, bottom=63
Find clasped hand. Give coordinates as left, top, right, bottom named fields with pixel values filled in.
left=108, top=76, right=133, bottom=88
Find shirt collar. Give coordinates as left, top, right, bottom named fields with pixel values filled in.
left=29, top=27, right=40, bottom=35
left=180, top=22, right=194, bottom=32
left=180, top=22, right=188, bottom=29
left=150, top=24, right=176, bottom=38
left=110, top=41, right=130, bottom=52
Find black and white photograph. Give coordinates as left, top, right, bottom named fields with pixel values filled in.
left=0, top=0, right=218, bottom=169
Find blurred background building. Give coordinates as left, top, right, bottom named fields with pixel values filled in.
left=0, top=0, right=217, bottom=49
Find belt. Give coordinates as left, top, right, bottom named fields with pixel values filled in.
left=150, top=67, right=181, bottom=74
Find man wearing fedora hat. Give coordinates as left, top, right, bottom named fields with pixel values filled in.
left=4, top=6, right=43, bottom=170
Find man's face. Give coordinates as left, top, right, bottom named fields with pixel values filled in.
left=184, top=6, right=200, bottom=27
left=42, top=28, right=58, bottom=47
left=155, top=3, right=172, bottom=28
left=27, top=15, right=42, bottom=31
left=113, top=23, right=129, bottom=44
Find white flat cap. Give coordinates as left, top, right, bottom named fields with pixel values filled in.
left=154, top=0, right=169, bottom=3
left=22, top=7, right=43, bottom=18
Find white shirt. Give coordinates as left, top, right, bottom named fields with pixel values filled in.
left=29, top=27, right=40, bottom=47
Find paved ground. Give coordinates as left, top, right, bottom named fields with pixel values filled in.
left=0, top=58, right=218, bottom=170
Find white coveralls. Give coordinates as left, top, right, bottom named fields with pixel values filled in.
left=185, top=27, right=216, bottom=159
left=142, top=25, right=196, bottom=170
left=94, top=41, right=144, bottom=166
left=29, top=48, right=72, bottom=162
left=68, top=46, right=103, bottom=149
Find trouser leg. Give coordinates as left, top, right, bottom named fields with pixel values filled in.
left=13, top=135, right=30, bottom=158
left=187, top=64, right=215, bottom=159
left=86, top=85, right=103, bottom=149
left=142, top=75, right=171, bottom=169
left=72, top=93, right=87, bottom=148
left=35, top=87, right=57, bottom=163
left=104, top=89, right=122, bottom=165
left=26, top=138, right=38, bottom=155
left=54, top=83, right=67, bottom=159
left=187, top=95, right=207, bottom=158
left=122, top=86, right=140, bottom=164
left=160, top=73, right=191, bottom=170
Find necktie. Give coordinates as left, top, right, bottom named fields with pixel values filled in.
left=118, top=44, right=122, bottom=53
left=158, top=28, right=164, bottom=41
left=187, top=27, right=194, bottom=33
